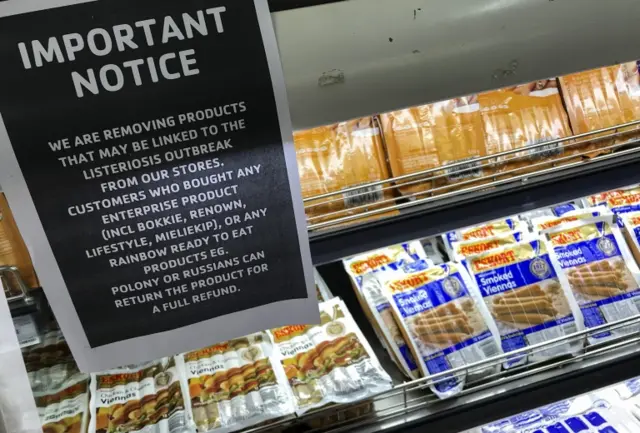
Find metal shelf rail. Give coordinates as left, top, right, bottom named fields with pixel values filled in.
left=307, top=122, right=640, bottom=264
left=243, top=314, right=640, bottom=433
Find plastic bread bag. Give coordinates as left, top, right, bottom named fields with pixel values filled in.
left=314, top=269, right=334, bottom=302
left=480, top=392, right=640, bottom=433
left=621, top=212, right=640, bottom=267
left=380, top=262, right=501, bottom=399
left=451, top=231, right=529, bottom=263
left=179, top=332, right=294, bottom=433
left=89, top=358, right=191, bottom=433
left=34, top=373, right=90, bottom=433
left=465, top=238, right=583, bottom=368
left=531, top=206, right=611, bottom=235
left=270, top=298, right=392, bottom=414
left=542, top=215, right=640, bottom=345
left=343, top=241, right=431, bottom=379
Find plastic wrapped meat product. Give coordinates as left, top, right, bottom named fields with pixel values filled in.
left=294, top=117, right=392, bottom=224
left=180, top=332, right=294, bottom=432
left=314, top=269, right=333, bottom=302
left=451, top=231, right=528, bottom=263
left=382, top=261, right=501, bottom=399
left=35, top=374, right=90, bottom=433
left=542, top=215, right=640, bottom=345
left=89, top=358, right=190, bottom=433
left=23, top=331, right=79, bottom=394
left=270, top=298, right=392, bottom=414
left=344, top=242, right=430, bottom=379
left=479, top=79, right=575, bottom=173
left=607, top=192, right=640, bottom=227
left=480, top=393, right=640, bottom=433
left=466, top=238, right=582, bottom=368
left=0, top=192, right=39, bottom=289
left=531, top=207, right=610, bottom=235
left=552, top=202, right=581, bottom=217
left=621, top=212, right=640, bottom=267
left=584, top=184, right=640, bottom=208
left=442, top=217, right=523, bottom=259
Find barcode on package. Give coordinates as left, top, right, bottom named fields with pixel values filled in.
left=445, top=158, right=483, bottom=182
left=343, top=185, right=383, bottom=208
left=526, top=138, right=562, bottom=159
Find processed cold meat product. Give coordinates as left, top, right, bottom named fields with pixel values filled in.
left=466, top=239, right=582, bottom=368
left=344, top=242, right=429, bottom=379
left=479, top=79, right=574, bottom=173
left=607, top=192, right=640, bottom=227
left=0, top=193, right=39, bottom=289
left=621, top=212, right=640, bottom=267
left=531, top=207, right=610, bottom=234
left=180, top=333, right=294, bottom=432
left=381, top=262, right=501, bottom=399
left=294, top=117, right=392, bottom=223
left=543, top=216, right=640, bottom=344
left=451, top=231, right=527, bottom=263
left=35, top=374, right=90, bottom=433
left=270, top=298, right=392, bottom=414
left=89, top=358, right=190, bottom=433
left=442, top=217, right=522, bottom=258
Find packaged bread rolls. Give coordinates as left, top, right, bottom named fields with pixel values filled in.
left=382, top=261, right=501, bottom=399
left=559, top=66, right=628, bottom=155
left=294, top=117, right=392, bottom=224
left=466, top=238, right=582, bottom=368
left=344, top=242, right=430, bottom=379
left=479, top=79, right=574, bottom=173
left=613, top=61, right=640, bottom=125
left=270, top=298, right=392, bottom=414
left=0, top=192, right=39, bottom=289
left=542, top=216, right=640, bottom=345
left=379, top=108, right=440, bottom=195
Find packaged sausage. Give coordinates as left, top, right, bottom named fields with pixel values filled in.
left=23, top=331, right=80, bottom=394
left=270, top=298, right=392, bottom=414
left=343, top=242, right=430, bottom=379
left=531, top=207, right=610, bottom=234
left=381, top=262, right=501, bottom=399
left=451, top=231, right=528, bottom=263
left=0, top=192, right=39, bottom=289
left=479, top=79, right=574, bottom=173
left=552, top=202, right=581, bottom=217
left=466, top=239, right=582, bottom=368
left=542, top=216, right=640, bottom=345
left=35, top=374, right=90, bottom=433
left=607, top=192, right=640, bottom=226
left=584, top=185, right=640, bottom=208
left=180, top=333, right=294, bottom=432
left=294, top=117, right=392, bottom=223
left=621, top=212, right=640, bottom=267
left=89, top=358, right=191, bottom=433
left=442, top=217, right=523, bottom=260
left=379, top=108, right=440, bottom=195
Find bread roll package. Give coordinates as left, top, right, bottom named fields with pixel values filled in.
left=294, top=117, right=392, bottom=223
left=613, top=61, right=640, bottom=126
left=466, top=239, right=583, bottom=368
left=379, top=108, right=440, bottom=195
left=269, top=298, right=392, bottom=414
left=559, top=66, right=629, bottom=155
left=479, top=79, right=575, bottom=172
left=343, top=242, right=431, bottom=379
left=381, top=261, right=501, bottom=399
left=542, top=216, right=640, bottom=345
left=89, top=358, right=191, bottom=433
left=0, top=192, right=39, bottom=289
left=180, top=333, right=294, bottom=432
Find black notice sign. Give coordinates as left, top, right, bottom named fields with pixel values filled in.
left=0, top=0, right=316, bottom=371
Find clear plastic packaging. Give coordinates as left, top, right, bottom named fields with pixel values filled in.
left=466, top=238, right=583, bottom=368
left=89, top=358, right=191, bottom=433
left=344, top=241, right=430, bottom=379
left=381, top=261, right=502, bottom=399
left=442, top=217, right=523, bottom=260
left=451, top=231, right=528, bottom=263
left=270, top=298, right=392, bottom=414
left=542, top=215, right=640, bottom=345
left=531, top=206, right=611, bottom=234
left=34, top=374, right=90, bottom=433
left=179, top=332, right=294, bottom=432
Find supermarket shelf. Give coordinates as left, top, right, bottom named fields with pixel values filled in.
left=275, top=0, right=640, bottom=129
left=308, top=126, right=640, bottom=264
left=244, top=311, right=640, bottom=433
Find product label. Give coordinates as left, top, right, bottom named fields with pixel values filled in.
left=453, top=232, right=523, bottom=259
left=460, top=219, right=518, bottom=241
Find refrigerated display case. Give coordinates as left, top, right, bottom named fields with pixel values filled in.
left=4, top=1, right=640, bottom=433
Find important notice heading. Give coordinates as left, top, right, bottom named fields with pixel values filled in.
left=17, top=8, right=226, bottom=98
